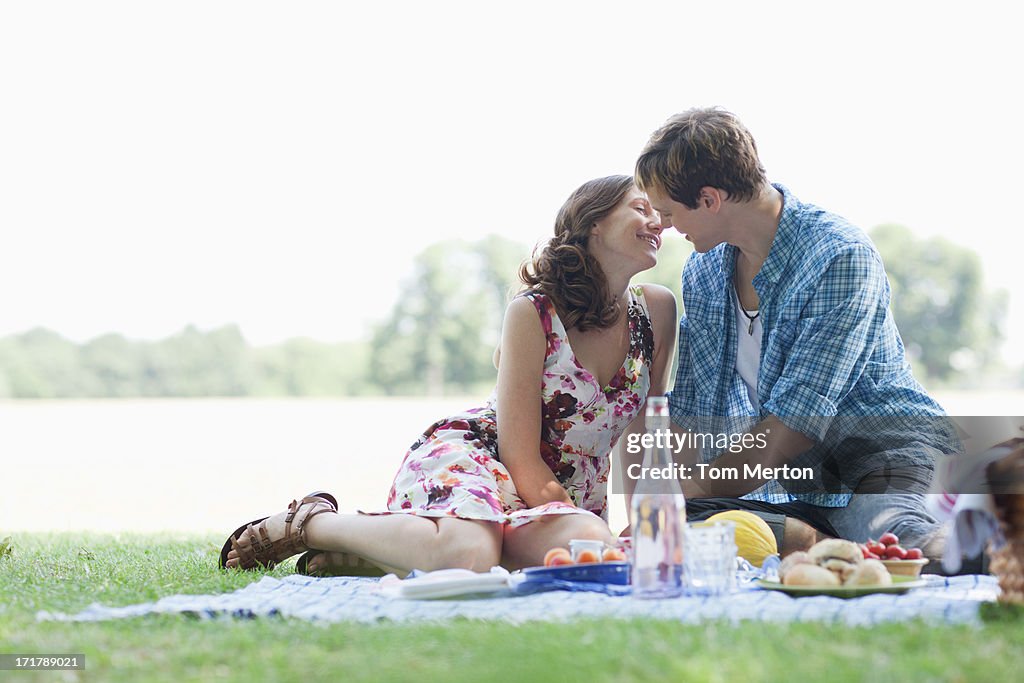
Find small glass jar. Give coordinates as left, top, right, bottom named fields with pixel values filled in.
left=569, top=538, right=605, bottom=563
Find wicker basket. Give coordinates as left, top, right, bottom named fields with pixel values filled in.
left=991, top=493, right=1024, bottom=605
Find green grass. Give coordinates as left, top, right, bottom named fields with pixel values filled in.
left=1, top=533, right=1022, bottom=683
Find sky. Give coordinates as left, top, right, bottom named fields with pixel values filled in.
left=2, top=1, right=1022, bottom=363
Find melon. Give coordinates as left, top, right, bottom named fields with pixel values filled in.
left=706, top=510, right=778, bottom=567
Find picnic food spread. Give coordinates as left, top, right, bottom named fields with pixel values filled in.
left=544, top=544, right=627, bottom=567
left=780, top=539, right=893, bottom=587
left=857, top=532, right=928, bottom=577
left=857, top=531, right=924, bottom=561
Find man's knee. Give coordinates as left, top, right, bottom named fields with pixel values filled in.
left=834, top=493, right=937, bottom=542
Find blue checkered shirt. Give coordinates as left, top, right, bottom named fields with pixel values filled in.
left=668, top=185, right=949, bottom=506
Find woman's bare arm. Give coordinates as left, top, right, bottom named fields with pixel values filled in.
left=495, top=297, right=574, bottom=508
left=618, top=284, right=679, bottom=525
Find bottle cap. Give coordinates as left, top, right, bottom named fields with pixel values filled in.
left=646, top=395, right=669, bottom=416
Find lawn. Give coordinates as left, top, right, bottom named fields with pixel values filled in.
left=1, top=533, right=1022, bottom=683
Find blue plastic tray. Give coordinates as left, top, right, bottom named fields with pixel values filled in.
left=520, top=561, right=630, bottom=585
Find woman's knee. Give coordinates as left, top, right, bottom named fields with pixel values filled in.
left=434, top=521, right=502, bottom=571
left=555, top=514, right=614, bottom=543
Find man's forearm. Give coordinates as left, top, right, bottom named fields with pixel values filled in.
left=681, top=415, right=814, bottom=498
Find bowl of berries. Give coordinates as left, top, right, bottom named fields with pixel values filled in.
left=859, top=532, right=928, bottom=577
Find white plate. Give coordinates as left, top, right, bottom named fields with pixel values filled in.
left=755, top=574, right=927, bottom=598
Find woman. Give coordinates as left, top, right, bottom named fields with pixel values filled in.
left=221, top=175, right=677, bottom=575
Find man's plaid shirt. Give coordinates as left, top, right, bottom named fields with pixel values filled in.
left=668, top=184, right=950, bottom=506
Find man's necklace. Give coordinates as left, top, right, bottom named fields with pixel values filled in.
left=735, top=287, right=760, bottom=335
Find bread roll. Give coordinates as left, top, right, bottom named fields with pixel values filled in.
left=782, top=563, right=841, bottom=587
left=820, top=558, right=858, bottom=582
left=844, top=559, right=893, bottom=586
left=807, top=539, right=863, bottom=566
left=778, top=551, right=811, bottom=577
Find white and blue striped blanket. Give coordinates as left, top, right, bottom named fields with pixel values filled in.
left=38, top=574, right=999, bottom=626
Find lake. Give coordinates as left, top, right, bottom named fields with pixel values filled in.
left=2, top=391, right=1021, bottom=535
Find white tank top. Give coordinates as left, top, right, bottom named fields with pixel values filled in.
left=734, top=287, right=762, bottom=412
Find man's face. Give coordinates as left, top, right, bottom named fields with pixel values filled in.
left=646, top=185, right=721, bottom=253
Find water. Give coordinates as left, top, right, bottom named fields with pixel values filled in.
left=631, top=493, right=686, bottom=598
left=0, top=391, right=1014, bottom=533
left=0, top=398, right=473, bottom=533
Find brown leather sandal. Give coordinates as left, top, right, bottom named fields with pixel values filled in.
left=295, top=549, right=387, bottom=577
left=219, top=491, right=338, bottom=570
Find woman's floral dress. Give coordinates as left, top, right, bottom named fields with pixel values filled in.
left=384, top=285, right=654, bottom=527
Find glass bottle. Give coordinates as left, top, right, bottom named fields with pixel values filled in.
left=630, top=395, right=686, bottom=598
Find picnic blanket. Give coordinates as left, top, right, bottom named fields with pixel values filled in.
left=38, top=574, right=999, bottom=626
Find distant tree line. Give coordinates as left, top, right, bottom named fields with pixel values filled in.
left=0, top=228, right=1013, bottom=398
left=869, top=224, right=1007, bottom=386
left=0, top=325, right=374, bottom=398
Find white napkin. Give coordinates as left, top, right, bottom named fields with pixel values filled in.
left=938, top=493, right=1003, bottom=574
left=928, top=436, right=1023, bottom=573
left=377, top=567, right=512, bottom=599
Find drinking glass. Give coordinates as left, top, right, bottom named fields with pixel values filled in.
left=683, top=520, right=737, bottom=595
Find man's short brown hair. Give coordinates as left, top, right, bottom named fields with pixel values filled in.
left=635, top=107, right=768, bottom=209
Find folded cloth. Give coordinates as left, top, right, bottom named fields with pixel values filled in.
left=376, top=566, right=635, bottom=599
left=378, top=567, right=513, bottom=600
left=927, top=440, right=1022, bottom=573
left=934, top=443, right=1019, bottom=498
left=938, top=494, right=1003, bottom=574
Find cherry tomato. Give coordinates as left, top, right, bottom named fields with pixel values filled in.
left=883, top=544, right=908, bottom=560
left=879, top=532, right=899, bottom=546
left=866, top=541, right=887, bottom=556
left=905, top=548, right=923, bottom=560
left=866, top=552, right=882, bottom=560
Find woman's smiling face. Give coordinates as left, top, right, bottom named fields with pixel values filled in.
left=587, top=188, right=664, bottom=275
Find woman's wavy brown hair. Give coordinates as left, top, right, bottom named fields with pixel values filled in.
left=519, top=175, right=635, bottom=332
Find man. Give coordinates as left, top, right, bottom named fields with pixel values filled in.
left=634, top=107, right=958, bottom=557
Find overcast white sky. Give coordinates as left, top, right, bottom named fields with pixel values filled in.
left=2, top=1, right=1022, bottom=363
